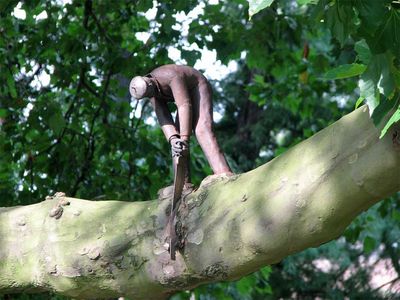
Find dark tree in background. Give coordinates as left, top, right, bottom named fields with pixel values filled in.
left=0, top=0, right=399, bottom=299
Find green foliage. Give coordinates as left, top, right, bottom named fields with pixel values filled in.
left=359, top=53, right=396, bottom=113
left=251, top=0, right=400, bottom=136
left=355, top=40, right=372, bottom=65
left=380, top=102, right=400, bottom=137
left=172, top=266, right=272, bottom=300
left=324, top=64, right=366, bottom=80
left=0, top=0, right=203, bottom=204
left=317, top=0, right=399, bottom=135
left=247, top=0, right=275, bottom=18
left=297, top=0, right=319, bottom=4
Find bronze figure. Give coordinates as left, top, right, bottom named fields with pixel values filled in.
left=129, top=64, right=232, bottom=188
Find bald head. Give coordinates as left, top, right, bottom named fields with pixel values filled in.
left=129, top=76, right=155, bottom=99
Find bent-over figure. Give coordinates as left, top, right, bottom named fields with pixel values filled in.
left=129, top=64, right=232, bottom=187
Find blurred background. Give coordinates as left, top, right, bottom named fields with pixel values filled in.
left=0, top=0, right=399, bottom=299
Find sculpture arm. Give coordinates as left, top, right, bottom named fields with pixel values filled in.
left=170, top=77, right=192, bottom=141
left=150, top=97, right=178, bottom=141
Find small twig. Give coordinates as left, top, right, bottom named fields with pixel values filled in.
left=90, top=9, right=115, bottom=45
left=29, top=153, right=34, bottom=193
left=130, top=98, right=140, bottom=128
left=372, top=276, right=400, bottom=292
left=82, top=80, right=101, bottom=98
left=25, top=64, right=43, bottom=86
left=133, top=99, right=149, bottom=134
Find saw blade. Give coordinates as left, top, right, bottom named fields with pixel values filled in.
left=169, top=154, right=185, bottom=260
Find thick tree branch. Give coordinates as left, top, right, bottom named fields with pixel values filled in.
left=0, top=106, right=399, bottom=299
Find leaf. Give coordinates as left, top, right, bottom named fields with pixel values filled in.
left=253, top=74, right=268, bottom=87
left=235, top=275, right=256, bottom=295
left=181, top=49, right=201, bottom=66
left=248, top=0, right=274, bottom=18
left=363, top=236, right=376, bottom=253
left=324, top=64, right=366, bottom=80
left=260, top=266, right=272, bottom=278
left=392, top=210, right=400, bottom=222
left=394, top=68, right=400, bottom=87
left=325, top=1, right=355, bottom=45
left=0, top=0, right=16, bottom=15
left=25, top=129, right=42, bottom=143
left=0, top=109, right=7, bottom=118
left=358, top=53, right=395, bottom=114
left=49, top=113, right=66, bottom=136
left=355, top=0, right=388, bottom=35
left=380, top=104, right=400, bottom=138
left=297, top=0, right=319, bottom=4
left=355, top=96, right=365, bottom=109
left=355, top=40, right=371, bottom=64
left=370, top=9, right=400, bottom=54
left=6, top=74, right=17, bottom=98
left=371, top=96, right=398, bottom=128
left=359, top=76, right=379, bottom=113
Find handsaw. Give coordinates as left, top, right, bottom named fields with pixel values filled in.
left=169, top=153, right=186, bottom=260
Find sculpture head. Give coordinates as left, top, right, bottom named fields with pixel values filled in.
left=129, top=76, right=155, bottom=99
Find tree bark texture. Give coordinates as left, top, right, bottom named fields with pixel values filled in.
left=0, top=106, right=399, bottom=299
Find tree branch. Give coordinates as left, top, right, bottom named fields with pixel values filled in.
left=0, top=106, right=399, bottom=299
left=373, top=276, right=400, bottom=292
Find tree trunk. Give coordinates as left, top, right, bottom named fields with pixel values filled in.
left=0, top=106, right=399, bottom=299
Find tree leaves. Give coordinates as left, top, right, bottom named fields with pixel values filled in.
left=0, top=109, right=7, bottom=118
left=6, top=73, right=17, bottom=98
left=358, top=53, right=395, bottom=113
left=355, top=0, right=389, bottom=35
left=48, top=113, right=66, bottom=136
left=355, top=96, right=365, bottom=109
left=324, top=64, right=366, bottom=80
left=374, top=9, right=400, bottom=52
left=297, top=0, right=319, bottom=4
left=380, top=103, right=400, bottom=138
left=309, top=1, right=400, bottom=136
left=247, top=0, right=274, bottom=18
left=355, top=40, right=371, bottom=64
left=325, top=1, right=356, bottom=45
left=363, top=236, right=376, bottom=254
left=356, top=0, right=399, bottom=54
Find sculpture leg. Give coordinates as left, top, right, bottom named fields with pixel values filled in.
left=191, top=81, right=232, bottom=175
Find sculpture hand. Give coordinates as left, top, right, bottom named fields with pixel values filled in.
left=170, top=136, right=189, bottom=157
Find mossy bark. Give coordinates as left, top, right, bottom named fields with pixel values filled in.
left=0, top=106, right=399, bottom=299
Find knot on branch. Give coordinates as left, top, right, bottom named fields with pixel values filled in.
left=47, top=192, right=70, bottom=219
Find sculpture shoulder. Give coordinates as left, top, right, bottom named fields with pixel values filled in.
left=150, top=65, right=206, bottom=85
left=150, top=64, right=178, bottom=80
